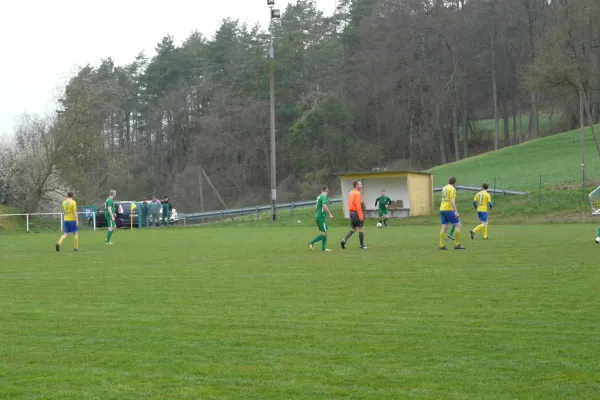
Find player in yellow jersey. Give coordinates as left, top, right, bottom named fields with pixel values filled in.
left=56, top=191, right=80, bottom=252
left=439, top=176, right=465, bottom=250
left=470, top=183, right=493, bottom=240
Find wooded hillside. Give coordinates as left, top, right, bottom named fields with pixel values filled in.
left=2, top=0, right=600, bottom=212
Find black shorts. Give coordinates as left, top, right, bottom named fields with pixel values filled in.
left=350, top=211, right=363, bottom=229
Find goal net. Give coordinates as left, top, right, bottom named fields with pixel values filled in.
left=589, top=186, right=600, bottom=215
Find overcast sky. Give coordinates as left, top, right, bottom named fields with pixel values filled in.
left=0, top=0, right=336, bottom=137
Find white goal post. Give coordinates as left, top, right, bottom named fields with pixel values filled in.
left=589, top=186, right=600, bottom=215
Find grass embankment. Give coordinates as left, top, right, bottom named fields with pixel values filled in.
left=210, top=188, right=597, bottom=230
left=475, top=112, right=555, bottom=138
left=0, top=205, right=62, bottom=234
left=428, top=124, right=600, bottom=191
left=0, top=205, right=21, bottom=232
left=221, top=123, right=600, bottom=228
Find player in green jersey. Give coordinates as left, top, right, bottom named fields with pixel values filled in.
left=105, top=190, right=117, bottom=244
left=308, top=186, right=334, bottom=252
left=375, top=190, right=392, bottom=226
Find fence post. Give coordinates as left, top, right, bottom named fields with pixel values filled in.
left=256, top=206, right=259, bottom=220
left=493, top=176, right=496, bottom=204
left=241, top=206, right=244, bottom=223
left=291, top=202, right=295, bottom=217
left=26, top=214, right=29, bottom=233
left=538, top=174, right=542, bottom=205
left=93, top=213, right=96, bottom=231
left=220, top=210, right=223, bottom=223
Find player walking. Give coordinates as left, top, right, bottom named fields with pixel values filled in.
left=439, top=176, right=465, bottom=250
left=56, top=191, right=80, bottom=252
left=341, top=181, right=367, bottom=249
left=105, top=190, right=117, bottom=245
left=470, top=183, right=492, bottom=240
left=375, top=190, right=392, bottom=226
left=308, top=186, right=334, bottom=252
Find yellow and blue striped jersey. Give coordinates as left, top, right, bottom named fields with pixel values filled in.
left=473, top=190, right=492, bottom=212
left=62, top=199, right=77, bottom=222
left=440, top=184, right=456, bottom=211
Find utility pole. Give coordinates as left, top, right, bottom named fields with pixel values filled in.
left=580, top=87, right=586, bottom=201
left=268, top=0, right=280, bottom=222
left=198, top=166, right=204, bottom=223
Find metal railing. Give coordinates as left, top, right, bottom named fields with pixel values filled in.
left=433, top=185, right=528, bottom=196
left=180, top=198, right=343, bottom=224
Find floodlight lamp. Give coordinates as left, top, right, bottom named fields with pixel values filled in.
left=267, top=0, right=275, bottom=6
left=271, top=9, right=281, bottom=19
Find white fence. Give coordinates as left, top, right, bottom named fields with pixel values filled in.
left=0, top=211, right=97, bottom=233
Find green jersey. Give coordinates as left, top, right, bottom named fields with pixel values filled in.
left=105, top=197, right=115, bottom=220
left=315, top=193, right=328, bottom=221
left=376, top=195, right=391, bottom=210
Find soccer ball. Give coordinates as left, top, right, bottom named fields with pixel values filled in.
left=376, top=222, right=382, bottom=228
left=595, top=237, right=600, bottom=244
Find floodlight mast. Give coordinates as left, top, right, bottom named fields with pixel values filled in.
left=268, top=0, right=280, bottom=222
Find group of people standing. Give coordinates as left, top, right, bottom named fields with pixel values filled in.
left=439, top=177, right=492, bottom=250
left=139, top=196, right=172, bottom=227
left=55, top=189, right=118, bottom=251
left=307, top=176, right=493, bottom=252
left=309, top=181, right=377, bottom=252
left=55, top=190, right=174, bottom=252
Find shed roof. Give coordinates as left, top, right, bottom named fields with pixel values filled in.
left=336, top=170, right=432, bottom=178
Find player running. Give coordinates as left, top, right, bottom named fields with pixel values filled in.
left=105, top=190, right=117, bottom=244
left=470, top=183, right=492, bottom=240
left=56, top=191, right=80, bottom=252
left=375, top=190, right=392, bottom=226
left=341, top=181, right=367, bottom=249
left=308, top=186, right=334, bottom=252
left=439, top=176, right=465, bottom=250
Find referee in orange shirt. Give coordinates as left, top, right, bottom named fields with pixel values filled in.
left=341, top=181, right=367, bottom=249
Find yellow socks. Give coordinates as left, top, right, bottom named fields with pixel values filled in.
left=439, top=231, right=446, bottom=248
left=455, top=230, right=461, bottom=246
left=483, top=226, right=488, bottom=239
left=473, top=224, right=484, bottom=233
left=58, top=234, right=79, bottom=249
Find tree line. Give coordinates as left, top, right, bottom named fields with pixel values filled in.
left=1, top=0, right=599, bottom=213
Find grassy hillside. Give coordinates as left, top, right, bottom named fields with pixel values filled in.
left=428, top=125, right=600, bottom=190
left=475, top=112, right=556, bottom=137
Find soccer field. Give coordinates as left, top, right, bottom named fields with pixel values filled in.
left=1, top=225, right=599, bottom=399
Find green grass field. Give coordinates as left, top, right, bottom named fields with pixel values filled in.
left=2, top=221, right=600, bottom=399
left=429, top=125, right=600, bottom=190
left=3, top=117, right=600, bottom=398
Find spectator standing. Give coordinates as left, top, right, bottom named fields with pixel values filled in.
left=141, top=198, right=149, bottom=227
left=162, top=196, right=171, bottom=226
left=150, top=196, right=161, bottom=227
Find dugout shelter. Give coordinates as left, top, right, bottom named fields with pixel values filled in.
left=338, top=170, right=433, bottom=219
